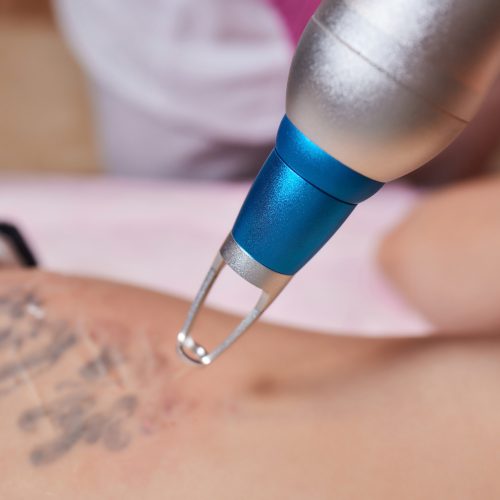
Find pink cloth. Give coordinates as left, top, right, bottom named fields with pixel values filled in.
left=269, top=0, right=321, bottom=43
left=0, top=177, right=432, bottom=337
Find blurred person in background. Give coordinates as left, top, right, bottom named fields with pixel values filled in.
left=54, top=0, right=500, bottom=184
left=54, top=0, right=319, bottom=180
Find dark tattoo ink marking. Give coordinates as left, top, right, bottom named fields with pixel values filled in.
left=79, top=347, right=119, bottom=382
left=0, top=329, right=11, bottom=348
left=0, top=290, right=142, bottom=466
left=0, top=290, right=80, bottom=397
left=101, top=396, right=138, bottom=452
left=20, top=393, right=139, bottom=466
left=19, top=393, right=95, bottom=432
left=0, top=321, right=78, bottom=396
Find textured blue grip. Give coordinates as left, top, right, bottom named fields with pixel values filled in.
left=231, top=116, right=384, bottom=276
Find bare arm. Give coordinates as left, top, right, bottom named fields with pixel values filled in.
left=1, top=270, right=500, bottom=499
left=379, top=175, right=500, bottom=333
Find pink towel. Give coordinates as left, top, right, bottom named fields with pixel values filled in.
left=0, top=177, right=431, bottom=337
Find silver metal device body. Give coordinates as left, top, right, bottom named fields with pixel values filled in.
left=177, top=0, right=500, bottom=365
left=288, top=0, right=500, bottom=181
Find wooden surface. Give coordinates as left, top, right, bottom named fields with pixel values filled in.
left=0, top=0, right=100, bottom=173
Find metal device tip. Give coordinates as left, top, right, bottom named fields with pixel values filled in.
left=176, top=234, right=292, bottom=366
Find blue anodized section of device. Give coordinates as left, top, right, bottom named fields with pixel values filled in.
left=231, top=115, right=384, bottom=276
left=276, top=116, right=384, bottom=204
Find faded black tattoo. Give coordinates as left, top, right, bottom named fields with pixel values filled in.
left=19, top=393, right=138, bottom=466
left=0, top=290, right=141, bottom=466
left=79, top=347, right=121, bottom=382
left=0, top=290, right=77, bottom=396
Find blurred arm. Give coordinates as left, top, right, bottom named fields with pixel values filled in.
left=1, top=270, right=500, bottom=498
left=379, top=175, right=500, bottom=333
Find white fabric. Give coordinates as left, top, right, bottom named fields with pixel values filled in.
left=54, top=0, right=293, bottom=178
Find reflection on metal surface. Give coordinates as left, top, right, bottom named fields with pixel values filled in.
left=177, top=234, right=291, bottom=366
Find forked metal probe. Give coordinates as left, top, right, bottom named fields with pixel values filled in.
left=177, top=234, right=291, bottom=366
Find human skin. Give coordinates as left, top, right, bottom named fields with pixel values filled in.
left=379, top=175, right=500, bottom=333
left=1, top=270, right=500, bottom=499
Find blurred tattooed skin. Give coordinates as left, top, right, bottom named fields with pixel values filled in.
left=0, top=290, right=140, bottom=466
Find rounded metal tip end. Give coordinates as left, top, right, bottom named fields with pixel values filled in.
left=176, top=331, right=211, bottom=366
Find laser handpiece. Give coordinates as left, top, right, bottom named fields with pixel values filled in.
left=177, top=0, right=500, bottom=365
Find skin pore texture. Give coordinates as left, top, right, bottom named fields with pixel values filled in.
left=1, top=270, right=500, bottom=499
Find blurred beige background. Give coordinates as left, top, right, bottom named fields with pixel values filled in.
left=0, top=0, right=99, bottom=173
